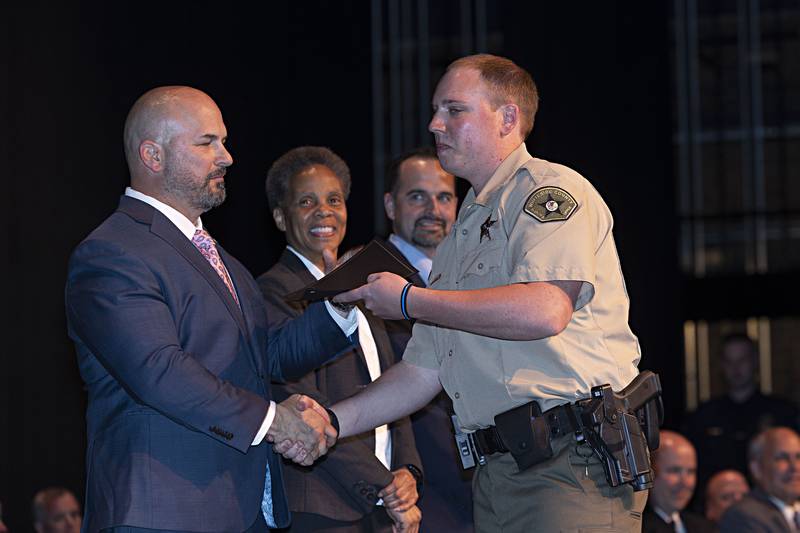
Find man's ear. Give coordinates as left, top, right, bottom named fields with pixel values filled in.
left=499, top=103, right=520, bottom=137
left=383, top=192, right=396, bottom=221
left=139, top=141, right=164, bottom=172
left=273, top=207, right=287, bottom=232
left=748, top=458, right=762, bottom=485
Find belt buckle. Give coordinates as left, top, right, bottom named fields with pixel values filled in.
left=468, top=433, right=487, bottom=465
left=452, top=415, right=484, bottom=469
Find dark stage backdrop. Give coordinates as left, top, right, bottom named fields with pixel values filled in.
left=4, top=2, right=675, bottom=531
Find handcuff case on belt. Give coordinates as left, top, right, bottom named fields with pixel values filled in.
left=493, top=400, right=554, bottom=470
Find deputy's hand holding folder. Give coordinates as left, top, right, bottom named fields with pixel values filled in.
left=333, top=268, right=419, bottom=320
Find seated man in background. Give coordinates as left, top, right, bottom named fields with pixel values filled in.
left=0, top=500, right=8, bottom=533
left=705, top=469, right=749, bottom=524
left=644, top=430, right=716, bottom=532
left=720, top=427, right=800, bottom=532
left=32, top=487, right=82, bottom=533
left=257, top=146, right=422, bottom=532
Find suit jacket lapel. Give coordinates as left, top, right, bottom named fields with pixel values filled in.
left=118, top=196, right=248, bottom=335
left=384, top=239, right=427, bottom=287
left=214, top=243, right=254, bottom=329
left=279, top=250, right=318, bottom=296
left=221, top=246, right=278, bottom=378
left=750, top=488, right=793, bottom=529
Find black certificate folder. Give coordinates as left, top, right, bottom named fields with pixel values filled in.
left=285, top=238, right=419, bottom=302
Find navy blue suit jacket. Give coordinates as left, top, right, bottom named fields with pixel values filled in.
left=65, top=196, right=352, bottom=533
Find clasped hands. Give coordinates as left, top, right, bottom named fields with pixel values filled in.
left=381, top=467, right=422, bottom=532
left=266, top=394, right=336, bottom=466
left=267, top=396, right=420, bottom=531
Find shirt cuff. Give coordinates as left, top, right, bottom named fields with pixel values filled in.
left=324, top=301, right=358, bottom=336
left=252, top=400, right=277, bottom=446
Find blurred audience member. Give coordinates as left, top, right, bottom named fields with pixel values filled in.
left=644, top=430, right=717, bottom=532
left=705, top=469, right=749, bottom=523
left=0, top=499, right=8, bottom=533
left=32, top=487, right=82, bottom=533
left=684, top=334, right=799, bottom=499
left=720, top=427, right=800, bottom=532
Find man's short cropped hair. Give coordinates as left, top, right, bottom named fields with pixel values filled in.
left=447, top=53, right=539, bottom=139
left=385, top=146, right=440, bottom=196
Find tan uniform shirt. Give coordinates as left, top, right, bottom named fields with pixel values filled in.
left=403, top=143, right=641, bottom=431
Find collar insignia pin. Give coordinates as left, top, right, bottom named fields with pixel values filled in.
left=480, top=215, right=497, bottom=243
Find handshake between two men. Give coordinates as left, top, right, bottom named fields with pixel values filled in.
left=265, top=393, right=422, bottom=531
left=266, top=394, right=336, bottom=466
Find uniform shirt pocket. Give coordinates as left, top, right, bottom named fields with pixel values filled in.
left=458, top=241, right=506, bottom=288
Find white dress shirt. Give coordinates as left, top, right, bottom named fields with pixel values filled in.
left=287, top=246, right=392, bottom=470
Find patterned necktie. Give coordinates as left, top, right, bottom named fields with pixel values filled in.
left=261, top=462, right=276, bottom=528
left=191, top=229, right=240, bottom=306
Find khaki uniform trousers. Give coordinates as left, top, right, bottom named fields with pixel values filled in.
left=473, top=433, right=648, bottom=532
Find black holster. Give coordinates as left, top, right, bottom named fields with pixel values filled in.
left=576, top=370, right=664, bottom=491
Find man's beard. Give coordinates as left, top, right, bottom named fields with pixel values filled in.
left=163, top=162, right=226, bottom=213
left=411, top=216, right=447, bottom=248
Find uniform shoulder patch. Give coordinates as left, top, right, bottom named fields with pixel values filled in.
left=523, top=186, right=577, bottom=222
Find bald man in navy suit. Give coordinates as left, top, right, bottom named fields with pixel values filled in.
left=66, top=87, right=354, bottom=533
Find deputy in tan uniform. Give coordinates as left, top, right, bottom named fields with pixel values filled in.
left=308, top=54, right=647, bottom=532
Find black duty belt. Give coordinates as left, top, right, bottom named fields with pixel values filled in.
left=463, top=371, right=662, bottom=492
left=471, top=402, right=583, bottom=457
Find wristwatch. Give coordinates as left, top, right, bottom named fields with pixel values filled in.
left=403, top=463, right=424, bottom=499
left=327, top=298, right=354, bottom=313
left=323, top=406, right=340, bottom=433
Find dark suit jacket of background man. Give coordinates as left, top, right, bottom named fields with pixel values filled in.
left=257, top=249, right=421, bottom=525
left=381, top=239, right=474, bottom=533
left=65, top=196, right=352, bottom=533
left=719, top=488, right=796, bottom=533
left=642, top=507, right=717, bottom=532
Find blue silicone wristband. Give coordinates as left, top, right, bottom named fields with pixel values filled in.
left=400, top=282, right=413, bottom=320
